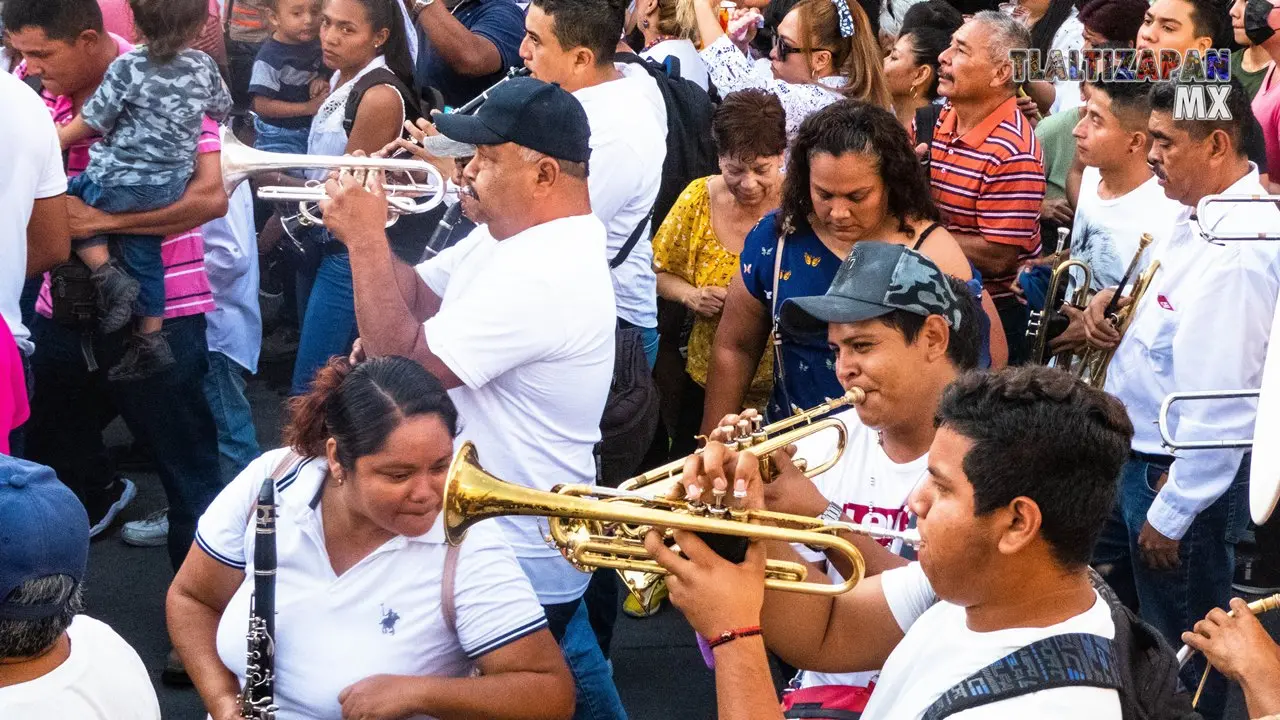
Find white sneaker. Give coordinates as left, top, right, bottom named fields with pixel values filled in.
left=122, top=509, right=169, bottom=548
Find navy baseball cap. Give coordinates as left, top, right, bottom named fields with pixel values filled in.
left=433, top=76, right=591, bottom=164
left=0, top=456, right=90, bottom=620
left=779, top=242, right=964, bottom=336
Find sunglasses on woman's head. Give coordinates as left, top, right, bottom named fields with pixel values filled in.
left=773, top=35, right=805, bottom=58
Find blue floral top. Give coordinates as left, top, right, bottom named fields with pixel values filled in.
left=740, top=212, right=844, bottom=420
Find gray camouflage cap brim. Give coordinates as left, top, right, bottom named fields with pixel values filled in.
left=775, top=241, right=964, bottom=338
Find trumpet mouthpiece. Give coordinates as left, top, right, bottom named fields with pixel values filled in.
left=843, top=388, right=867, bottom=405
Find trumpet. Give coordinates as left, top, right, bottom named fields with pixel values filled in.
left=1071, top=233, right=1159, bottom=387
left=1194, top=194, right=1280, bottom=243
left=444, top=441, right=919, bottom=596
left=619, top=389, right=865, bottom=499
left=1027, top=227, right=1094, bottom=367
left=220, top=127, right=445, bottom=230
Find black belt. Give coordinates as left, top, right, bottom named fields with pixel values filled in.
left=1130, top=449, right=1175, bottom=466
left=617, top=318, right=638, bottom=330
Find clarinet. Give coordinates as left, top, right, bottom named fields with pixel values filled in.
left=240, top=478, right=278, bottom=720
left=450, top=67, right=532, bottom=115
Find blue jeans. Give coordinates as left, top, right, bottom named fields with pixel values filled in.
left=67, top=174, right=186, bottom=319
left=253, top=116, right=310, bottom=155
left=1092, top=452, right=1251, bottom=720
left=23, top=314, right=223, bottom=570
left=639, top=325, right=658, bottom=370
left=544, top=599, right=628, bottom=720
left=204, top=351, right=261, bottom=483
left=292, top=251, right=358, bottom=395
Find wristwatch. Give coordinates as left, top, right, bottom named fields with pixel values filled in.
left=806, top=502, right=844, bottom=551
left=411, top=0, right=435, bottom=19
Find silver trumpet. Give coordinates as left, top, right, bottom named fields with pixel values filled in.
left=220, top=127, right=446, bottom=231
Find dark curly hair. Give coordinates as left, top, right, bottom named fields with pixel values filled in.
left=936, top=366, right=1134, bottom=568
left=780, top=99, right=939, bottom=239
left=284, top=356, right=459, bottom=470
left=129, top=0, right=206, bottom=63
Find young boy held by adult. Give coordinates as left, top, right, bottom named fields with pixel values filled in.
left=249, top=0, right=327, bottom=154
left=56, top=0, right=231, bottom=383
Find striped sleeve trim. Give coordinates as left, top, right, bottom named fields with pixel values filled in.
left=196, top=531, right=246, bottom=569
left=464, top=616, right=549, bottom=659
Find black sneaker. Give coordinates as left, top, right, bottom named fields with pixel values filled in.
left=91, top=260, right=140, bottom=334
left=107, top=331, right=176, bottom=383
left=160, top=648, right=193, bottom=687
left=86, top=477, right=138, bottom=538
left=1233, top=554, right=1280, bottom=595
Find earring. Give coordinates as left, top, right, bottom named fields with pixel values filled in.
left=335, top=471, right=344, bottom=486
left=641, top=19, right=649, bottom=28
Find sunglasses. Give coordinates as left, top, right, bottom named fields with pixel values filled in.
left=773, top=35, right=806, bottom=58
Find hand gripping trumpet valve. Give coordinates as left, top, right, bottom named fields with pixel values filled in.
left=442, top=435, right=920, bottom=599
left=220, top=126, right=446, bottom=231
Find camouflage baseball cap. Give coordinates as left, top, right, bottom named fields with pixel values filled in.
left=779, top=241, right=964, bottom=336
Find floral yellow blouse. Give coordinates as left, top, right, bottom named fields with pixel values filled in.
left=652, top=177, right=773, bottom=409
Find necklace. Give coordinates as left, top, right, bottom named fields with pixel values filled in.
left=642, top=35, right=679, bottom=53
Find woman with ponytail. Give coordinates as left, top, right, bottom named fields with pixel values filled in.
left=692, top=0, right=892, bottom=142
left=169, top=356, right=575, bottom=720
left=632, top=0, right=711, bottom=90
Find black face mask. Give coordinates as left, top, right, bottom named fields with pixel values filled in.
left=1246, top=0, right=1278, bottom=45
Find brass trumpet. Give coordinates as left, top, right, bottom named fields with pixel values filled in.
left=619, top=389, right=865, bottom=499
left=444, top=440, right=919, bottom=596
left=1027, top=227, right=1094, bottom=367
left=1072, top=233, right=1159, bottom=387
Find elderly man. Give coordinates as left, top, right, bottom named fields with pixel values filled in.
left=322, top=76, right=625, bottom=720
left=1083, top=80, right=1280, bottom=720
left=0, top=455, right=159, bottom=718
left=927, top=11, right=1046, bottom=365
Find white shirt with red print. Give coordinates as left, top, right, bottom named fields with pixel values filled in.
left=789, top=407, right=928, bottom=691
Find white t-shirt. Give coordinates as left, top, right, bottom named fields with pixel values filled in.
left=202, top=179, right=261, bottom=373
left=197, top=449, right=549, bottom=720
left=574, top=63, right=668, bottom=329
left=1069, top=167, right=1180, bottom=292
left=0, top=615, right=160, bottom=720
left=0, top=71, right=68, bottom=355
left=641, top=39, right=709, bottom=92
left=861, top=563, right=1122, bottom=720
left=790, top=408, right=928, bottom=690
left=417, top=214, right=616, bottom=603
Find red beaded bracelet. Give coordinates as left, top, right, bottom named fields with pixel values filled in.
left=707, top=625, right=763, bottom=649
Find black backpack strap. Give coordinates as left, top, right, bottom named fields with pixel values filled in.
left=343, top=67, right=428, bottom=137
left=921, top=633, right=1121, bottom=720
left=610, top=210, right=654, bottom=269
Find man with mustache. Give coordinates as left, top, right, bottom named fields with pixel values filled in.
left=1082, top=78, right=1280, bottom=720
left=319, top=76, right=626, bottom=717
left=926, top=11, right=1046, bottom=364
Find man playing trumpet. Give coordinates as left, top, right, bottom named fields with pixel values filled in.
left=651, top=365, right=1139, bottom=719
left=696, top=242, right=981, bottom=705
left=1082, top=78, right=1280, bottom=720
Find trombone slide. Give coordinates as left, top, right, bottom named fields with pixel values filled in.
left=1158, top=390, right=1260, bottom=450
left=1194, top=194, right=1280, bottom=243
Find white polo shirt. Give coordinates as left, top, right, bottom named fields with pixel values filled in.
left=417, top=214, right=616, bottom=604
left=196, top=448, right=548, bottom=720
left=1105, top=165, right=1280, bottom=540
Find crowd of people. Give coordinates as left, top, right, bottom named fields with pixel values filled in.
left=2, top=0, right=1280, bottom=718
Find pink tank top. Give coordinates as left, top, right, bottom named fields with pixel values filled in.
left=0, top=320, right=28, bottom=455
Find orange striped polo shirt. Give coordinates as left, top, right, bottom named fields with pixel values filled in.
left=928, top=96, right=1046, bottom=302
